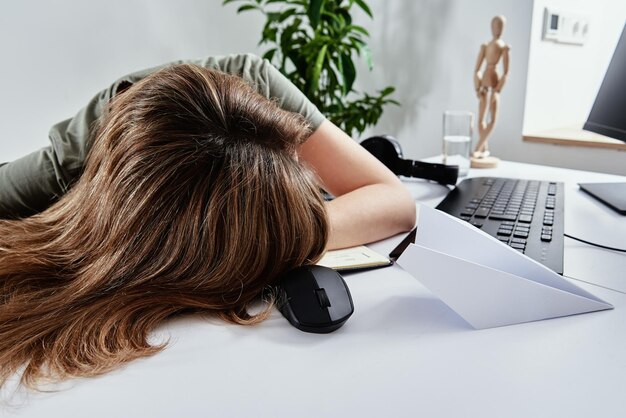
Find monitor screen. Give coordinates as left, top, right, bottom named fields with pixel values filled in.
left=583, top=23, right=626, bottom=142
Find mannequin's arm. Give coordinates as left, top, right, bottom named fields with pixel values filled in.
left=496, top=45, right=511, bottom=92
left=474, top=44, right=487, bottom=94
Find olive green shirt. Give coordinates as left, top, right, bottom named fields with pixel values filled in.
left=0, top=53, right=325, bottom=219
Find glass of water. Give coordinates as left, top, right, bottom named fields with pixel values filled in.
left=442, top=111, right=473, bottom=177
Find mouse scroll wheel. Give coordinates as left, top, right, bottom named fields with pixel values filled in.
left=315, top=288, right=331, bottom=308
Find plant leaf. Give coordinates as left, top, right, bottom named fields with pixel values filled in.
left=353, top=0, right=373, bottom=18
left=277, top=8, right=298, bottom=22
left=340, top=53, right=356, bottom=94
left=361, top=43, right=372, bottom=70
left=336, top=55, right=344, bottom=94
left=310, top=44, right=328, bottom=94
left=266, top=11, right=281, bottom=21
left=308, top=0, right=325, bottom=30
left=380, top=86, right=395, bottom=96
left=262, top=48, right=277, bottom=61
left=280, top=21, right=303, bottom=59
left=323, top=10, right=345, bottom=29
left=237, top=4, right=258, bottom=13
left=338, top=8, right=352, bottom=25
left=346, top=24, right=369, bottom=37
left=261, top=21, right=278, bottom=43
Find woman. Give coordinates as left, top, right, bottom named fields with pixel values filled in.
left=0, top=54, right=415, bottom=388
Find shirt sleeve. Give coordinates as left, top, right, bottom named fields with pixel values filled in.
left=0, top=151, right=68, bottom=218
left=0, top=54, right=325, bottom=219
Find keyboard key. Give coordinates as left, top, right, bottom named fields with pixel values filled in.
left=514, top=230, right=529, bottom=238
left=497, top=229, right=512, bottom=236
left=470, top=220, right=483, bottom=228
left=489, top=214, right=517, bottom=221
left=474, top=207, right=491, bottom=218
left=511, top=238, right=527, bottom=244
left=541, top=234, right=552, bottom=242
left=510, top=242, right=526, bottom=250
left=548, top=182, right=557, bottom=192
left=518, top=214, right=533, bottom=223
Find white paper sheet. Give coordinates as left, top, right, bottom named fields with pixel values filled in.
left=397, top=205, right=613, bottom=329
left=317, top=245, right=390, bottom=270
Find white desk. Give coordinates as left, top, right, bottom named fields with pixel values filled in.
left=5, top=161, right=626, bottom=418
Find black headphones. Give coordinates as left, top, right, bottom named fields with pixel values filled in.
left=360, top=135, right=458, bottom=185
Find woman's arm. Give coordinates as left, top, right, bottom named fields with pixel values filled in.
left=254, top=53, right=415, bottom=248
left=298, top=120, right=416, bottom=250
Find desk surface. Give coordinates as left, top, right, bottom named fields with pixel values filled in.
left=4, top=161, right=626, bottom=418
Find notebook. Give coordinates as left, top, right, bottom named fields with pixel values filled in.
left=317, top=245, right=392, bottom=272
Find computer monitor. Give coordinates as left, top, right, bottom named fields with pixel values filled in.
left=583, top=23, right=626, bottom=142
left=579, top=22, right=626, bottom=216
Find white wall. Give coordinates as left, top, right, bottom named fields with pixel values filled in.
left=524, top=0, right=626, bottom=133
left=0, top=0, right=264, bottom=162
left=355, top=0, right=534, bottom=168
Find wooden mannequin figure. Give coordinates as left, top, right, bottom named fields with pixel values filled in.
left=471, top=15, right=510, bottom=168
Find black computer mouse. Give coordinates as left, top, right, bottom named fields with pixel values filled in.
left=275, top=265, right=354, bottom=334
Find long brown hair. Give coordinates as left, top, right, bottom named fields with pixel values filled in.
left=0, top=64, right=329, bottom=388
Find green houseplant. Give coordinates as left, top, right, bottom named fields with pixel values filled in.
left=223, top=0, right=397, bottom=137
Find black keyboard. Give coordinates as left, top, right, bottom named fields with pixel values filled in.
left=436, top=177, right=564, bottom=274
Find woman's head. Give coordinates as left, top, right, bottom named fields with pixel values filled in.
left=80, top=64, right=329, bottom=315
left=0, top=64, right=328, bottom=388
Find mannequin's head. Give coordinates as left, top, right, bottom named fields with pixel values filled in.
left=491, top=15, right=506, bottom=38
